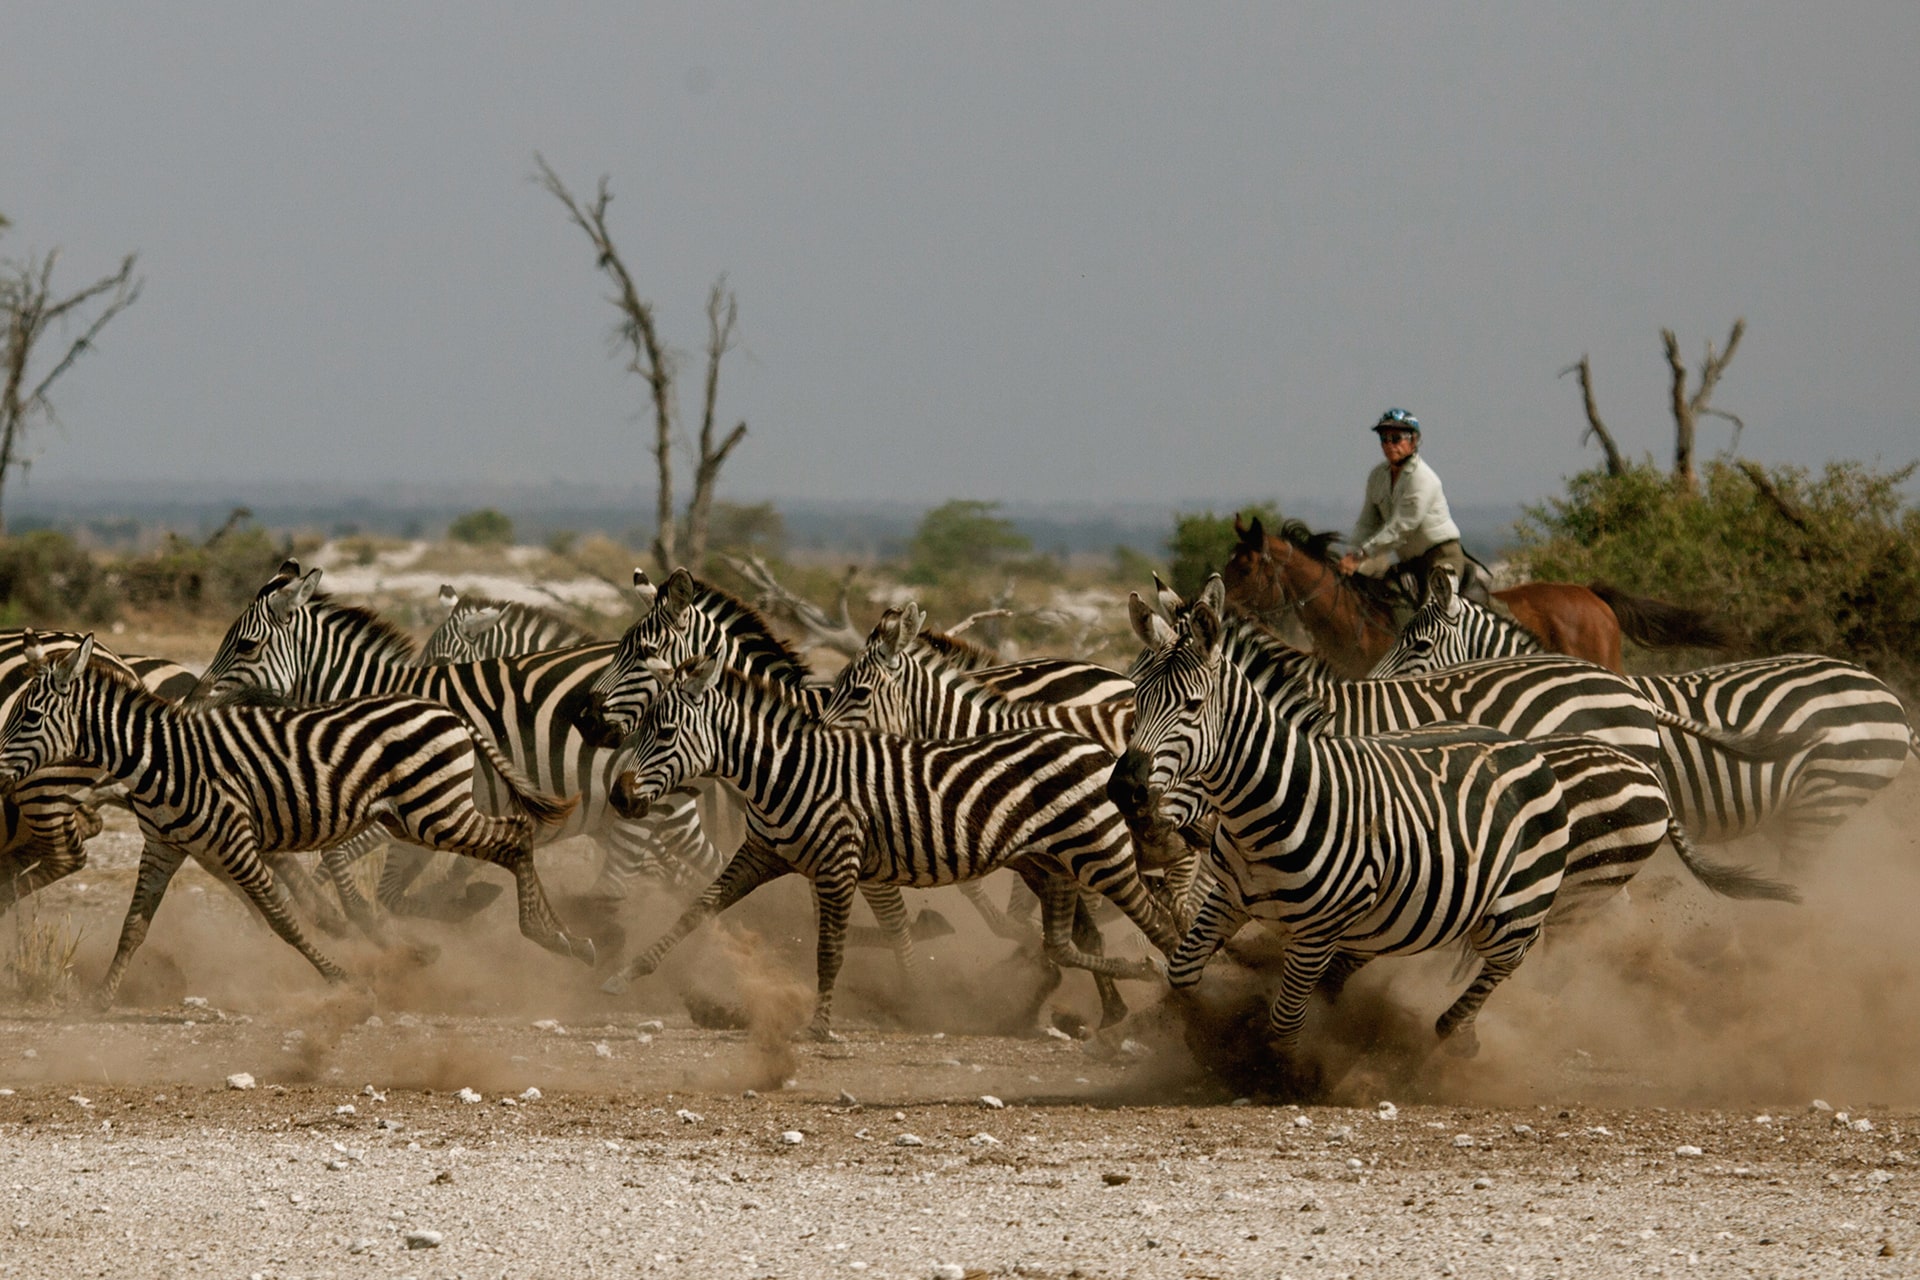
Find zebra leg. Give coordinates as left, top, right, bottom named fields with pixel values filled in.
left=805, top=854, right=864, bottom=1042
left=1316, top=951, right=1372, bottom=1002
left=1438, top=917, right=1550, bottom=1057
left=263, top=851, right=352, bottom=938
left=1166, top=874, right=1250, bottom=990
left=1035, top=876, right=1162, bottom=983
left=600, top=839, right=789, bottom=994
left=216, top=835, right=354, bottom=989
left=502, top=852, right=596, bottom=966
left=957, top=878, right=1029, bottom=941
left=855, top=882, right=919, bottom=976
left=1072, top=891, right=1132, bottom=1029
left=97, top=839, right=191, bottom=1006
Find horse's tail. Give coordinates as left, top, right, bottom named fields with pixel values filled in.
left=1588, top=582, right=1737, bottom=650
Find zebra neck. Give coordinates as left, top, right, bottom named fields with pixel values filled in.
left=702, top=679, right=809, bottom=808
left=303, top=603, right=416, bottom=700
left=72, top=675, right=167, bottom=783
left=926, top=666, right=1030, bottom=736
left=1194, top=661, right=1302, bottom=808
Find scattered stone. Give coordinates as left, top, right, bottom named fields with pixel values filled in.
left=226, top=1073, right=257, bottom=1091
left=347, top=1238, right=376, bottom=1255
left=519, top=1087, right=542, bottom=1102
left=363, top=1015, right=383, bottom=1029
left=742, top=1090, right=758, bottom=1099
left=1044, top=1026, right=1073, bottom=1042
left=1754, top=1114, right=1773, bottom=1125
left=1881, top=1240, right=1898, bottom=1257
left=362, top=1085, right=386, bottom=1102
left=1293, top=1115, right=1313, bottom=1129
left=1102, top=1172, right=1132, bottom=1186
left=979, top=1095, right=1005, bottom=1110
left=67, top=1095, right=91, bottom=1108
left=839, top=1090, right=860, bottom=1106
left=1588, top=1126, right=1612, bottom=1137
left=455, top=1088, right=483, bottom=1105
left=637, top=1019, right=665, bottom=1033
left=1511, top=1124, right=1534, bottom=1137
left=1452, top=1134, right=1475, bottom=1148
left=1675, top=1146, right=1704, bottom=1158
left=895, top=1133, right=925, bottom=1147
left=1119, top=1038, right=1151, bottom=1058
left=780, top=1130, right=804, bottom=1145
left=1230, top=1097, right=1253, bottom=1108
left=326, top=1159, right=349, bottom=1171
left=334, top=1104, right=356, bottom=1115
left=933, top=1265, right=967, bottom=1280
left=403, top=1229, right=443, bottom=1250
left=1472, top=1177, right=1492, bottom=1190
left=432, top=1170, right=453, bottom=1184
left=182, top=996, right=209, bottom=1009
left=676, top=1108, right=704, bottom=1124
left=531, top=1019, right=566, bottom=1035
left=0, top=1089, right=13, bottom=1097
left=593, top=1042, right=614, bottom=1059
left=967, top=1133, right=1000, bottom=1147
left=1811, top=1099, right=1834, bottom=1112
left=1376, top=1101, right=1399, bottom=1121
left=1868, top=1170, right=1895, bottom=1185
left=1853, top=1119, right=1876, bottom=1133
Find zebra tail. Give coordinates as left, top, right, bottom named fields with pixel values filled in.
left=465, top=727, right=581, bottom=828
left=1667, top=819, right=1801, bottom=903
left=1589, top=583, right=1737, bottom=650
left=1652, top=706, right=1823, bottom=762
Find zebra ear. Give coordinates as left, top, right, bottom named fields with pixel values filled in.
left=269, top=568, right=322, bottom=624
left=681, top=654, right=721, bottom=697
left=454, top=606, right=505, bottom=641
left=631, top=569, right=658, bottom=611
left=438, top=585, right=460, bottom=612
left=641, top=657, right=675, bottom=683
left=1189, top=596, right=1225, bottom=658
left=1429, top=566, right=1459, bottom=619
left=1151, top=573, right=1184, bottom=619
left=1128, top=593, right=1176, bottom=649
left=1198, top=574, right=1227, bottom=620
left=901, top=603, right=925, bottom=644
left=50, top=634, right=93, bottom=692
left=661, top=568, right=697, bottom=627
left=874, top=608, right=911, bottom=663
left=23, top=628, right=47, bottom=666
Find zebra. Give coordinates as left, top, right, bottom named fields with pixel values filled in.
left=0, top=631, right=352, bottom=931
left=1368, top=566, right=1917, bottom=864
left=417, top=586, right=595, bottom=665
left=0, top=632, right=591, bottom=1002
left=184, top=561, right=726, bottom=934
left=604, top=653, right=1181, bottom=1040
left=1108, top=576, right=1572, bottom=1091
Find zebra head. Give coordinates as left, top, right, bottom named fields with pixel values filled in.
left=0, top=632, right=94, bottom=789
left=1107, top=575, right=1228, bottom=823
left=189, top=559, right=322, bottom=705
left=1366, top=565, right=1465, bottom=678
left=416, top=586, right=506, bottom=665
left=610, top=653, right=723, bottom=819
left=818, top=602, right=926, bottom=732
left=584, top=567, right=704, bottom=747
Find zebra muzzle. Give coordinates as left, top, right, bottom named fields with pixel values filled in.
left=1105, top=751, right=1159, bottom=822
left=610, top=770, right=651, bottom=820
left=576, top=694, right=630, bottom=750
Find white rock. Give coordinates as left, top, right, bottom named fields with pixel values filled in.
left=1119, top=1038, right=1151, bottom=1058
left=1376, top=1101, right=1399, bottom=1120
left=347, top=1238, right=376, bottom=1255
left=780, top=1130, right=804, bottom=1145
left=403, top=1229, right=443, bottom=1250
left=1293, top=1115, right=1314, bottom=1129
left=968, top=1133, right=1000, bottom=1147
left=182, top=996, right=209, bottom=1008
left=1472, top=1177, right=1493, bottom=1189
left=1675, top=1145, right=1704, bottom=1157
left=455, top=1088, right=482, bottom=1104
left=531, top=1019, right=566, bottom=1035
left=933, top=1265, right=967, bottom=1280
left=593, top=1042, right=613, bottom=1059
left=519, top=1087, right=542, bottom=1102
left=1512, top=1124, right=1534, bottom=1136
left=1868, top=1170, right=1895, bottom=1185
left=676, top=1108, right=704, bottom=1124
left=637, top=1019, right=665, bottom=1033
left=1811, top=1099, right=1834, bottom=1112
left=979, top=1095, right=1005, bottom=1110
left=362, top=1084, right=386, bottom=1101
left=67, top=1095, right=91, bottom=1108
left=1853, top=1119, right=1876, bottom=1133
left=1754, top=1114, right=1773, bottom=1125
left=1452, top=1134, right=1476, bottom=1148
left=334, top=1104, right=356, bottom=1115
left=0, top=1089, right=12, bottom=1097
left=895, top=1133, right=925, bottom=1147
left=1044, top=1026, right=1073, bottom=1042
left=226, top=1073, right=257, bottom=1091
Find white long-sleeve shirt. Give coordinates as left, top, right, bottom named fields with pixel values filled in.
left=1351, top=453, right=1462, bottom=560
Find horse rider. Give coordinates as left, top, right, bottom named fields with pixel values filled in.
left=1336, top=408, right=1467, bottom=603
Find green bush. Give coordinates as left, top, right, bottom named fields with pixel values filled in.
left=1513, top=458, right=1920, bottom=694
left=117, top=525, right=291, bottom=615
left=447, top=508, right=514, bottom=546
left=1165, top=503, right=1285, bottom=598
left=0, top=531, right=116, bottom=626
left=904, top=500, right=1032, bottom=585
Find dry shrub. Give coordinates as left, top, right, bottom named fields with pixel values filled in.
left=6, top=897, right=87, bottom=1005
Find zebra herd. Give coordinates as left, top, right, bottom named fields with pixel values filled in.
left=0, top=555, right=1914, bottom=1094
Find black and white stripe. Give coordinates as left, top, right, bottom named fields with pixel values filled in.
left=0, top=634, right=590, bottom=1002
left=605, top=657, right=1181, bottom=1039
left=1108, top=577, right=1571, bottom=1068
left=417, top=586, right=596, bottom=665
left=1367, top=569, right=1916, bottom=863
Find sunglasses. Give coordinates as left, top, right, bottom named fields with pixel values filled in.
left=1376, top=430, right=1416, bottom=444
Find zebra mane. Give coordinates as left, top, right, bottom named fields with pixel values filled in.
left=308, top=593, right=420, bottom=664
left=688, top=580, right=815, bottom=685
left=712, top=661, right=824, bottom=717
left=911, top=627, right=1000, bottom=671
left=1211, top=615, right=1335, bottom=731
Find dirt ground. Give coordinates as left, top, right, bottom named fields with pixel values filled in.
left=4, top=764, right=1920, bottom=1280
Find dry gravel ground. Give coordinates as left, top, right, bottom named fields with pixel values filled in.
left=3, top=775, right=1920, bottom=1279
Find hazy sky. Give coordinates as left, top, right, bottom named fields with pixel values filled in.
left=6, top=3, right=1917, bottom=514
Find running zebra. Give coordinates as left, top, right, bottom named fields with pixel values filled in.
left=1108, top=577, right=1572, bottom=1087
left=0, top=633, right=590, bottom=1002
left=605, top=654, right=1181, bottom=1039
left=187, top=562, right=725, bottom=917
left=1369, top=568, right=1916, bottom=863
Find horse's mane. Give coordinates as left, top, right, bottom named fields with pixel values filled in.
left=1256, top=520, right=1401, bottom=617
left=1267, top=517, right=1343, bottom=565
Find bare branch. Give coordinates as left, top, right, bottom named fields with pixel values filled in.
left=722, top=553, right=867, bottom=658
left=1662, top=328, right=1695, bottom=490
left=1736, top=459, right=1811, bottom=535
left=1559, top=354, right=1625, bottom=477
left=945, top=608, right=1015, bottom=638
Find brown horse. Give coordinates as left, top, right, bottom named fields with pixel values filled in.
left=1220, top=515, right=1731, bottom=678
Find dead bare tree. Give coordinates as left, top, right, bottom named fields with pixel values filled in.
left=1663, top=318, right=1745, bottom=491
left=533, top=154, right=748, bottom=575
left=725, top=553, right=868, bottom=658
left=1559, top=354, right=1626, bottom=478
left=0, top=248, right=142, bottom=535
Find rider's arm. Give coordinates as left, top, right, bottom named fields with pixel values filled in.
left=1355, top=462, right=1441, bottom=559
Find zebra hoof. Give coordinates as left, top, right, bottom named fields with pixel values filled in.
left=567, top=935, right=598, bottom=968
left=599, top=971, right=632, bottom=996
left=1440, top=1023, right=1481, bottom=1059
left=801, top=1022, right=841, bottom=1044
